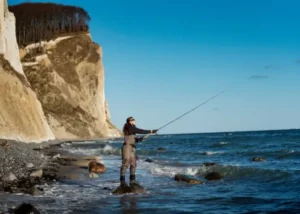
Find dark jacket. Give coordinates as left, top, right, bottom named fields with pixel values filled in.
left=124, top=124, right=152, bottom=135
left=123, top=124, right=152, bottom=146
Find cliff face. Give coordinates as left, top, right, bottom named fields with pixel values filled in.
left=0, top=0, right=23, bottom=75
left=22, top=34, right=121, bottom=139
left=0, top=1, right=55, bottom=142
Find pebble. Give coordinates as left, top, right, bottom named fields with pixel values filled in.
left=26, top=163, right=34, bottom=168
left=1, top=172, right=17, bottom=182
left=30, top=169, right=43, bottom=178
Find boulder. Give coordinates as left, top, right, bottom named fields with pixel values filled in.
left=112, top=183, right=131, bottom=194
left=88, top=161, right=106, bottom=173
left=129, top=182, right=145, bottom=193
left=112, top=183, right=145, bottom=194
left=12, top=203, right=41, bottom=214
left=204, top=172, right=222, bottom=180
left=174, top=174, right=204, bottom=184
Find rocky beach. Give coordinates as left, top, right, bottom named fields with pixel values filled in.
left=0, top=138, right=116, bottom=213
left=0, top=1, right=121, bottom=211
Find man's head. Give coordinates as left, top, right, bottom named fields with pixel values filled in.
left=126, top=116, right=136, bottom=125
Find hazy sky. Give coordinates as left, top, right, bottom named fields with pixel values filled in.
left=9, top=0, right=300, bottom=134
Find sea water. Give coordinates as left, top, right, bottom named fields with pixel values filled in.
left=0, top=129, right=299, bottom=213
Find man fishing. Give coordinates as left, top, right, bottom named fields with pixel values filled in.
left=120, top=116, right=158, bottom=188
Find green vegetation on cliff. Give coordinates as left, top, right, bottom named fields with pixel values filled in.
left=9, top=2, right=90, bottom=47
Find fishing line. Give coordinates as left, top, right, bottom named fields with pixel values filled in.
left=157, top=88, right=229, bottom=131
left=142, top=75, right=260, bottom=139
left=141, top=88, right=229, bottom=141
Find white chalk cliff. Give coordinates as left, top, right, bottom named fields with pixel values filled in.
left=0, top=0, right=55, bottom=142
left=21, top=34, right=121, bottom=139
left=0, top=0, right=120, bottom=142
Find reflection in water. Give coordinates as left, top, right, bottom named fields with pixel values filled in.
left=120, top=195, right=137, bottom=214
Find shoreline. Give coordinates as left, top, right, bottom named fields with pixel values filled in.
left=0, top=139, right=107, bottom=197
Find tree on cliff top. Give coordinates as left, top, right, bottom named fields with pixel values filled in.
left=9, top=2, right=91, bottom=47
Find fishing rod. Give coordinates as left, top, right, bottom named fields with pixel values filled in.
left=158, top=88, right=228, bottom=131
left=142, top=75, right=264, bottom=140
left=142, top=87, right=229, bottom=140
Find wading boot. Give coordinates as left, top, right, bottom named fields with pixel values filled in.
left=112, top=176, right=131, bottom=194
left=120, top=176, right=129, bottom=187
left=130, top=174, right=144, bottom=191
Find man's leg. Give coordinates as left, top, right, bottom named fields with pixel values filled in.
left=129, top=146, right=140, bottom=185
left=120, top=144, right=131, bottom=185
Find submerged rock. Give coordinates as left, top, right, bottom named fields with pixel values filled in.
left=12, top=203, right=41, bottom=214
left=144, top=158, right=153, bottom=163
left=174, top=174, right=204, bottom=184
left=203, top=162, right=217, bottom=167
left=252, top=157, right=266, bottom=162
left=205, top=172, right=222, bottom=180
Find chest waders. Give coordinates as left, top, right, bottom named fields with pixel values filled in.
left=120, top=135, right=137, bottom=184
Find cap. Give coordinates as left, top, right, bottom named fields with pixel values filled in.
left=126, top=117, right=135, bottom=123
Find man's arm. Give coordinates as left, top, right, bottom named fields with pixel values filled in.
left=132, top=126, right=153, bottom=134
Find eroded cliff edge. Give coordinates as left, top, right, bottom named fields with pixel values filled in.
left=0, top=0, right=55, bottom=142
left=21, top=34, right=121, bottom=139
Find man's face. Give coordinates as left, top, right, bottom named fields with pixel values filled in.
left=129, top=119, right=136, bottom=125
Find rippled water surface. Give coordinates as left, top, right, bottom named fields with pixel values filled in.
left=1, top=129, right=300, bottom=213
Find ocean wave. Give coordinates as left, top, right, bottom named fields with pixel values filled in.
left=67, top=144, right=121, bottom=156
left=198, top=151, right=225, bottom=155
left=137, top=160, right=207, bottom=177
left=137, top=159, right=292, bottom=182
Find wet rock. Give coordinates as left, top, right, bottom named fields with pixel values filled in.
left=174, top=174, right=204, bottom=184
left=12, top=203, right=41, bottom=214
left=112, top=183, right=132, bottom=194
left=1, top=172, right=17, bottom=182
left=203, top=162, right=217, bottom=166
left=102, top=187, right=112, bottom=190
left=27, top=186, right=43, bottom=196
left=157, top=147, right=166, bottom=151
left=205, top=172, right=222, bottom=180
left=144, top=158, right=153, bottom=163
left=252, top=157, right=266, bottom=162
left=26, top=163, right=34, bottom=168
left=130, top=181, right=145, bottom=193
left=88, top=161, right=106, bottom=173
left=112, top=182, right=145, bottom=194
left=30, top=169, right=43, bottom=178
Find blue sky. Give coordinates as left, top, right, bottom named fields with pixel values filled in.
left=9, top=0, right=300, bottom=133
